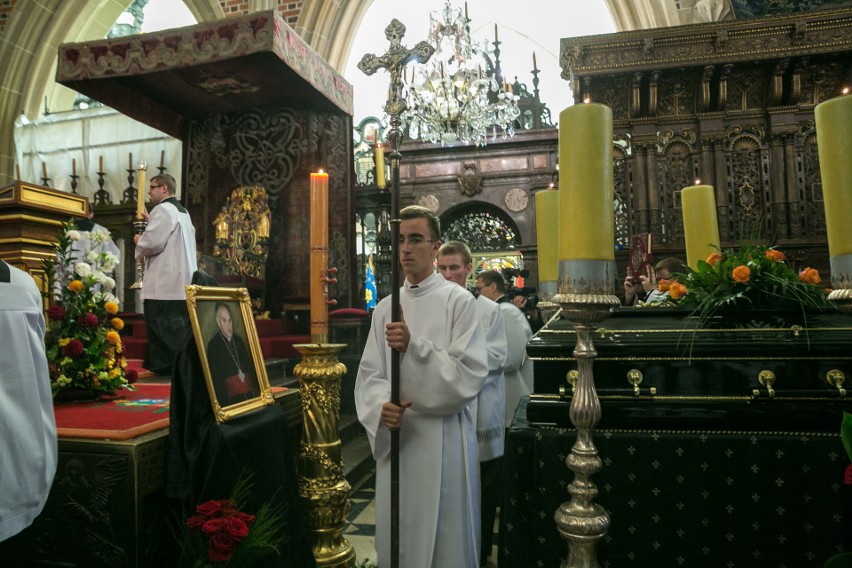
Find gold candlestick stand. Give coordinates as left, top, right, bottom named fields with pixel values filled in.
left=293, top=343, right=355, bottom=567
left=552, top=259, right=619, bottom=568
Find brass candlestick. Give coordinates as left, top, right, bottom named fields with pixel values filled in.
left=552, top=259, right=619, bottom=568
left=130, top=218, right=147, bottom=290
left=293, top=343, right=354, bottom=567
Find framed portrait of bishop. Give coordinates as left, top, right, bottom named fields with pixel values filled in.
left=185, top=285, right=274, bottom=423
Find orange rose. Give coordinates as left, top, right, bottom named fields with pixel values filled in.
left=658, top=279, right=671, bottom=293
left=706, top=252, right=722, bottom=267
left=67, top=280, right=84, bottom=293
left=799, top=267, right=820, bottom=285
left=765, top=249, right=785, bottom=262
left=732, top=265, right=750, bottom=283
left=669, top=281, right=688, bottom=300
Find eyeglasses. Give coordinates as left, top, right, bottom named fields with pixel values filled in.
left=149, top=183, right=165, bottom=191
left=398, top=236, right=435, bottom=246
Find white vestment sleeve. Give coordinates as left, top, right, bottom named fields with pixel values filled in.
left=483, top=299, right=508, bottom=376
left=502, top=303, right=532, bottom=373
left=399, top=288, right=487, bottom=415
left=135, top=204, right=176, bottom=260
left=354, top=301, right=392, bottom=460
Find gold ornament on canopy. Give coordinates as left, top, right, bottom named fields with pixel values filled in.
left=212, top=185, right=271, bottom=279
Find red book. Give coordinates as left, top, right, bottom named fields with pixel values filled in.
left=628, top=233, right=653, bottom=282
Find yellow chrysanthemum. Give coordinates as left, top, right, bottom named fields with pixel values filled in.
left=106, top=330, right=121, bottom=345
left=105, top=302, right=119, bottom=315
left=58, top=338, right=71, bottom=347
left=68, top=280, right=84, bottom=293
left=109, top=367, right=121, bottom=378
left=110, top=317, right=124, bottom=330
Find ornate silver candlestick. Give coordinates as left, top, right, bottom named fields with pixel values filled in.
left=552, top=259, right=619, bottom=568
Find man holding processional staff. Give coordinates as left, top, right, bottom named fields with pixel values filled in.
left=355, top=206, right=488, bottom=567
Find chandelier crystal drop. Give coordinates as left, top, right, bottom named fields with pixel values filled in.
left=401, top=1, right=521, bottom=146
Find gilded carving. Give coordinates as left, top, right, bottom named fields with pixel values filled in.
left=212, top=185, right=272, bottom=280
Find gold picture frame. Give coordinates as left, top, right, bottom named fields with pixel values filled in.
left=185, top=285, right=274, bottom=423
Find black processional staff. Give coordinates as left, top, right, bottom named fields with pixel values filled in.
left=358, top=19, right=434, bottom=568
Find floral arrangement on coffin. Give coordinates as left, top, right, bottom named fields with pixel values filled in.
left=43, top=220, right=136, bottom=397
left=642, top=243, right=832, bottom=325
left=179, top=476, right=287, bottom=567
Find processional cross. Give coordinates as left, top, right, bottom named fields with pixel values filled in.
left=358, top=19, right=434, bottom=568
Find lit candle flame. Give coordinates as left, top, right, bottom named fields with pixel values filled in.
left=583, top=97, right=591, bottom=104
left=843, top=87, right=850, bottom=95
left=694, top=179, right=701, bottom=185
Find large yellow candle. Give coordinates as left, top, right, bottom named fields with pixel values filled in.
left=535, top=188, right=559, bottom=283
left=815, top=93, right=852, bottom=258
left=375, top=143, right=386, bottom=189
left=310, top=170, right=329, bottom=343
left=136, top=162, right=147, bottom=218
left=681, top=184, right=721, bottom=270
left=557, top=103, right=614, bottom=261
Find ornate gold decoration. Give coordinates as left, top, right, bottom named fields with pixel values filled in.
left=212, top=185, right=271, bottom=279
left=293, top=343, right=355, bottom=567
left=825, top=369, right=846, bottom=397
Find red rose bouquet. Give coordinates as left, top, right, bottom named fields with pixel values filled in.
left=179, top=476, right=287, bottom=567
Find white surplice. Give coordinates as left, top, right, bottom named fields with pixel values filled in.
left=355, top=271, right=488, bottom=568
left=135, top=197, right=197, bottom=301
left=499, top=300, right=534, bottom=426
left=0, top=261, right=57, bottom=541
left=472, top=294, right=507, bottom=461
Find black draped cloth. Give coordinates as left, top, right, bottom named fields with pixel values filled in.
left=166, top=330, right=315, bottom=567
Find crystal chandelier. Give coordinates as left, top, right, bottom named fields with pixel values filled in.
left=402, top=1, right=520, bottom=146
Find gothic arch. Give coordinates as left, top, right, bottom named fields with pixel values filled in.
left=440, top=201, right=521, bottom=252
left=296, top=0, right=372, bottom=72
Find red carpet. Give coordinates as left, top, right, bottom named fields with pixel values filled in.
left=54, top=383, right=170, bottom=440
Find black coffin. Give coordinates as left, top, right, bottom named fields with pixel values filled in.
left=526, top=307, right=852, bottom=430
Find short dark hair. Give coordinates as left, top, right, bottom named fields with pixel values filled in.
left=438, top=241, right=472, bottom=266
left=655, top=256, right=688, bottom=275
left=400, top=205, right=441, bottom=241
left=151, top=173, right=176, bottom=195
left=476, top=270, right=506, bottom=294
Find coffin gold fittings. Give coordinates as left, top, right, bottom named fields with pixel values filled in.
left=758, top=370, right=776, bottom=398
